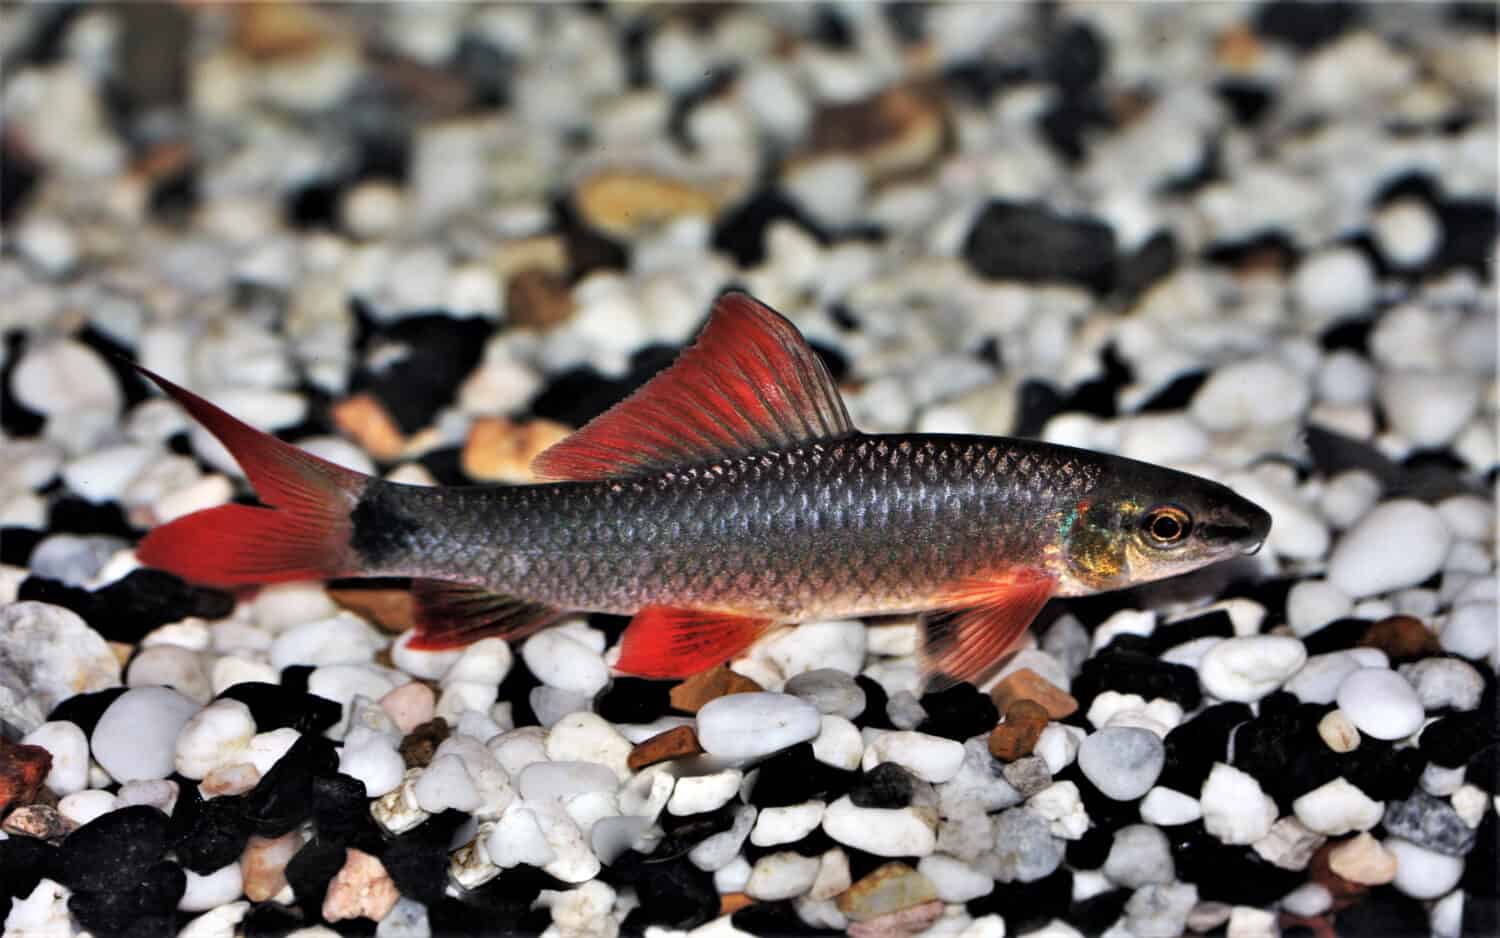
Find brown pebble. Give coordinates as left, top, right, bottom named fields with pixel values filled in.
left=669, top=665, right=763, bottom=714
left=718, top=892, right=753, bottom=916
left=627, top=725, right=704, bottom=772
left=331, top=394, right=407, bottom=462
left=506, top=269, right=576, bottom=330
left=804, top=84, right=947, bottom=182
left=461, top=416, right=573, bottom=483
left=1278, top=912, right=1336, bottom=938
left=329, top=586, right=420, bottom=635
left=322, top=848, right=400, bottom=923
left=836, top=861, right=938, bottom=923
left=2, top=804, right=75, bottom=841
left=990, top=667, right=1078, bottom=720
left=0, top=737, right=52, bottom=816
left=493, top=235, right=570, bottom=282
left=399, top=718, right=451, bottom=769
left=988, top=699, right=1049, bottom=761
left=1358, top=615, right=1440, bottom=660
left=1308, top=840, right=1371, bottom=910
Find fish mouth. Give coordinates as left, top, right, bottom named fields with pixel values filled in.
left=1199, top=501, right=1273, bottom=556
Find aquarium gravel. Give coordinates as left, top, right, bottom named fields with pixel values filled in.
left=0, top=3, right=1496, bottom=938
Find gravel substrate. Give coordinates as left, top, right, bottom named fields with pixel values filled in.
left=1, top=3, right=1497, bottom=938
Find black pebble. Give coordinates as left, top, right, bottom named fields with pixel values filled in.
left=1421, top=710, right=1496, bottom=768
left=848, top=762, right=918, bottom=809
left=1117, top=231, right=1181, bottom=304
left=1216, top=80, right=1275, bottom=126
left=612, top=852, right=720, bottom=931
left=416, top=446, right=469, bottom=486
left=311, top=774, right=382, bottom=852
left=167, top=788, right=255, bottom=874
left=0, top=526, right=43, bottom=565
left=280, top=664, right=315, bottom=695
left=552, top=193, right=629, bottom=281
left=648, top=803, right=740, bottom=860
left=1433, top=198, right=1500, bottom=277
left=1467, top=742, right=1499, bottom=795
left=381, top=811, right=468, bottom=907
left=245, top=733, right=340, bottom=837
left=1145, top=609, right=1235, bottom=653
left=746, top=743, right=857, bottom=809
left=596, top=677, right=676, bottom=723
left=741, top=827, right=838, bottom=865
left=1042, top=21, right=1106, bottom=93
left=1071, top=886, right=1132, bottom=935
left=729, top=900, right=841, bottom=936
left=1463, top=893, right=1500, bottom=938
left=1461, top=812, right=1498, bottom=898
left=47, top=688, right=126, bottom=736
left=218, top=682, right=343, bottom=735
left=1157, top=702, right=1251, bottom=794
left=918, top=682, right=999, bottom=740
left=1, top=332, right=47, bottom=436
left=68, top=860, right=185, bottom=938
left=285, top=838, right=347, bottom=918
left=711, top=189, right=830, bottom=268
left=60, top=806, right=170, bottom=893
left=351, top=314, right=495, bottom=435
left=427, top=896, right=529, bottom=938
left=967, top=867, right=1072, bottom=933
left=530, top=343, right=677, bottom=429
left=243, top=902, right=306, bottom=938
left=1229, top=705, right=1327, bottom=811
left=1166, top=821, right=1302, bottom=906
left=1065, top=821, right=1115, bottom=870
left=20, top=568, right=234, bottom=644
left=495, top=649, right=542, bottom=727
left=46, top=496, right=136, bottom=539
left=1013, top=379, right=1064, bottom=438
left=1254, top=0, right=1362, bottom=50
left=0, top=836, right=61, bottom=898
left=1335, top=886, right=1430, bottom=938
left=962, top=200, right=1117, bottom=294
left=853, top=674, right=895, bottom=729
left=1055, top=761, right=1139, bottom=832
left=1072, top=649, right=1201, bottom=711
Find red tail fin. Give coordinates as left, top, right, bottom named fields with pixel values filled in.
left=132, top=365, right=368, bottom=587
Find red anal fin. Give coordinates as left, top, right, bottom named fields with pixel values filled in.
left=532, top=292, right=854, bottom=482
left=614, top=607, right=773, bottom=679
left=131, top=363, right=368, bottom=587
left=407, top=579, right=562, bottom=650
left=918, top=570, right=1057, bottom=692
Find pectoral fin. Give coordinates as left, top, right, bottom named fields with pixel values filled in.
left=918, top=570, right=1057, bottom=691
left=407, top=579, right=562, bottom=650
left=615, top=606, right=774, bottom=678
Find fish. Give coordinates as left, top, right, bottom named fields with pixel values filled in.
left=130, top=292, right=1271, bottom=689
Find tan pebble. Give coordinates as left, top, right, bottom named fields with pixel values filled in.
left=234, top=2, right=335, bottom=61
left=669, top=665, right=763, bottom=714
left=627, top=725, right=703, bottom=772
left=322, top=848, right=400, bottom=923
left=242, top=831, right=305, bottom=902
left=506, top=269, right=575, bottom=330
left=574, top=169, right=722, bottom=240
left=2, top=804, right=75, bottom=840
left=399, top=718, right=450, bottom=769
left=1317, top=710, right=1360, bottom=753
left=493, top=235, right=569, bottom=282
left=328, top=586, right=420, bottom=635
left=380, top=682, right=437, bottom=734
left=836, top=861, right=938, bottom=923
left=331, top=394, right=407, bottom=462
left=846, top=899, right=945, bottom=938
left=1216, top=24, right=1265, bottom=72
left=803, top=84, right=946, bottom=182
left=990, top=667, right=1078, bottom=720
left=988, top=698, right=1049, bottom=761
left=718, top=892, right=753, bottom=916
left=1327, top=833, right=1398, bottom=886
left=201, top=762, right=260, bottom=798
left=462, top=416, right=573, bottom=483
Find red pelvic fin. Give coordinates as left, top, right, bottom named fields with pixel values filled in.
left=532, top=292, right=854, bottom=482
left=131, top=364, right=368, bottom=587
left=918, top=570, right=1058, bottom=691
left=614, top=606, right=774, bottom=679
left=407, top=579, right=562, bottom=650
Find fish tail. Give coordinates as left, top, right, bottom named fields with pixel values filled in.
left=132, top=365, right=367, bottom=587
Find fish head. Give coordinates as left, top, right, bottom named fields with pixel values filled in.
left=1058, top=469, right=1272, bottom=593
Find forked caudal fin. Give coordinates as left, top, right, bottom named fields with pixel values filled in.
left=130, top=364, right=369, bottom=588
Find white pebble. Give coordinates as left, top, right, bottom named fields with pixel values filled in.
left=1372, top=198, right=1441, bottom=269
left=178, top=864, right=244, bottom=913
left=917, top=854, right=993, bottom=903
left=1336, top=668, right=1425, bottom=741
left=11, top=340, right=122, bottom=417
left=1328, top=500, right=1453, bottom=598
left=1140, top=787, right=1202, bottom=826
left=22, top=721, right=90, bottom=795
left=128, top=645, right=212, bottom=704
left=759, top=619, right=867, bottom=678
left=1400, top=657, right=1485, bottom=712
left=175, top=698, right=257, bottom=779
left=696, top=692, right=821, bottom=762
left=92, top=686, right=202, bottom=782
left=1387, top=837, right=1465, bottom=900
left=545, top=712, right=633, bottom=781
left=59, top=789, right=118, bottom=826
left=1440, top=601, right=1498, bottom=660
left=1198, top=636, right=1307, bottom=702
left=523, top=629, right=611, bottom=696
left=1285, top=648, right=1389, bottom=704
left=414, top=754, right=482, bottom=814
left=443, top=637, right=513, bottom=686
left=745, top=851, right=821, bottom=901
left=517, top=761, right=619, bottom=802
left=1293, top=778, right=1385, bottom=835
left=485, top=805, right=558, bottom=869
left=1291, top=247, right=1377, bottom=323
left=1190, top=358, right=1308, bottom=430
left=269, top=613, right=386, bottom=670
left=667, top=769, right=743, bottom=816
left=0, top=601, right=121, bottom=732
left=339, top=737, right=406, bottom=798
left=751, top=802, right=827, bottom=847
left=1286, top=580, right=1353, bottom=637
left=1201, top=763, right=1278, bottom=845
left=822, top=795, right=937, bottom=857
left=1379, top=372, right=1482, bottom=448
left=862, top=731, right=967, bottom=783
left=688, top=805, right=758, bottom=871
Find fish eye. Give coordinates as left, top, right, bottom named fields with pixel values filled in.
left=1142, top=505, right=1191, bottom=546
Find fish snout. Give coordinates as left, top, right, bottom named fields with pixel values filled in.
left=1199, top=497, right=1273, bottom=556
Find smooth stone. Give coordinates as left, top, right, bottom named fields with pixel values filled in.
left=916, top=854, right=992, bottom=903
left=522, top=628, right=610, bottom=696
left=784, top=668, right=867, bottom=719
left=750, top=801, right=827, bottom=847
left=179, top=863, right=244, bottom=912
left=1336, top=668, right=1425, bottom=741
left=28, top=534, right=131, bottom=586
left=745, top=850, right=821, bottom=901
left=1286, top=580, right=1353, bottom=637
left=517, top=760, right=619, bottom=802
left=667, top=769, right=743, bottom=816
left=21, top=720, right=90, bottom=795
left=822, top=796, right=936, bottom=858
left=174, top=698, right=257, bottom=779
left=983, top=807, right=1064, bottom=883
left=696, top=692, right=821, bottom=762
left=688, top=804, right=758, bottom=871
left=1198, top=636, right=1307, bottom=702
left=485, top=804, right=558, bottom=869
left=1292, top=777, right=1385, bottom=835
left=1400, top=657, right=1485, bottom=713
left=1387, top=837, right=1465, bottom=900
left=1104, top=824, right=1175, bottom=888
left=1439, top=601, right=1498, bottom=660
left=545, top=712, right=634, bottom=781
left=1327, top=500, right=1453, bottom=598
left=1076, top=726, right=1165, bottom=801
left=92, top=686, right=201, bottom=782
left=128, top=645, right=213, bottom=704
left=861, top=731, right=967, bottom=783
left=1200, top=763, right=1278, bottom=845
left=1139, top=786, right=1202, bottom=826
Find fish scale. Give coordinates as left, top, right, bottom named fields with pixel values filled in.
left=365, top=435, right=1100, bottom=619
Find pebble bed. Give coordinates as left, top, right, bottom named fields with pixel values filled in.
left=1, top=4, right=1497, bottom=938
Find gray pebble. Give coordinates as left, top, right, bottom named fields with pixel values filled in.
left=982, top=807, right=1064, bottom=883
left=1383, top=790, right=1479, bottom=857
left=784, top=668, right=866, bottom=719
left=1077, top=726, right=1165, bottom=801
left=28, top=534, right=130, bottom=586
left=1104, top=824, right=1176, bottom=888
left=1001, top=755, right=1052, bottom=797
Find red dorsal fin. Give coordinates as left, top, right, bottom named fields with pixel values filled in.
left=407, top=579, right=562, bottom=650
left=918, top=570, right=1058, bottom=692
left=614, top=607, right=773, bottom=679
left=532, top=292, right=854, bottom=481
